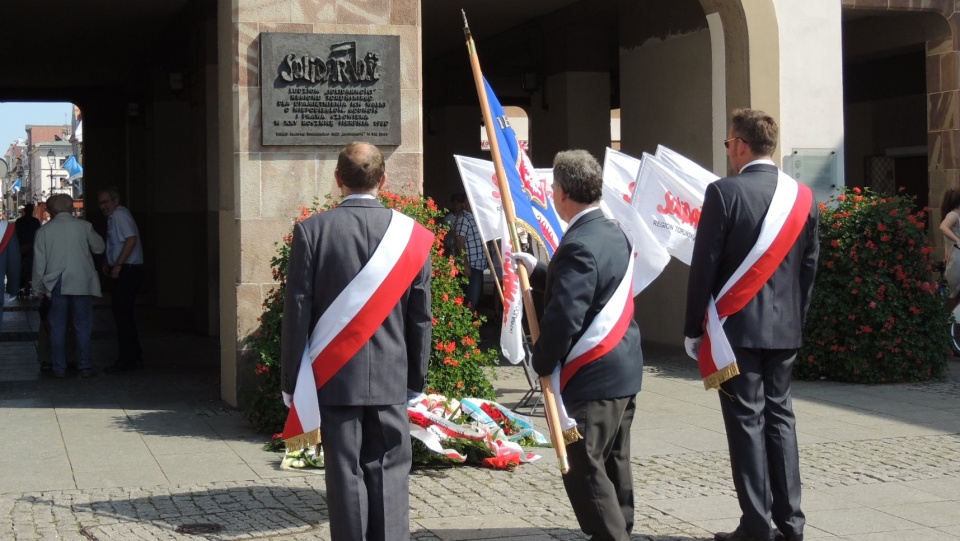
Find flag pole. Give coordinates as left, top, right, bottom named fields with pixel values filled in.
left=463, top=10, right=569, bottom=475
left=480, top=242, right=505, bottom=306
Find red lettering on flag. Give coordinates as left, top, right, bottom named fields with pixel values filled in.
left=656, top=191, right=702, bottom=228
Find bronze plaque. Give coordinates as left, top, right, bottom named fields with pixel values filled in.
left=260, top=33, right=401, bottom=146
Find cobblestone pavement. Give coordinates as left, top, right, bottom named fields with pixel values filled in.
left=4, top=353, right=960, bottom=541
left=5, top=431, right=960, bottom=540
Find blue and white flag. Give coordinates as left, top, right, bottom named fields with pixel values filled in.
left=483, top=78, right=565, bottom=258
left=63, top=156, right=83, bottom=182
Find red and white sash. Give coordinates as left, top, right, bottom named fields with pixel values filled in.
left=559, top=250, right=635, bottom=391
left=282, top=211, right=434, bottom=448
left=0, top=222, right=14, bottom=254
left=544, top=226, right=635, bottom=432
left=697, top=172, right=813, bottom=389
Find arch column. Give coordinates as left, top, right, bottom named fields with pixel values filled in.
left=216, top=0, right=423, bottom=406
left=699, top=0, right=781, bottom=154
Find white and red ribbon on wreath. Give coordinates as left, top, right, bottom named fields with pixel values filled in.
left=407, top=394, right=541, bottom=469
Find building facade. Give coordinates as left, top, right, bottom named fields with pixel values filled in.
left=0, top=0, right=954, bottom=405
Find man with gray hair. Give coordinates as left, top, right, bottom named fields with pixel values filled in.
left=515, top=149, right=643, bottom=541
left=98, top=187, right=144, bottom=373
left=33, top=194, right=105, bottom=378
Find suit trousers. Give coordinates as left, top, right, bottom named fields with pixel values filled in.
left=110, top=264, right=143, bottom=366
left=319, top=403, right=411, bottom=541
left=719, top=347, right=805, bottom=540
left=562, top=395, right=637, bottom=541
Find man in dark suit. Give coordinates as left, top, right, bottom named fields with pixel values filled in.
left=280, top=142, right=432, bottom=541
left=684, top=109, right=819, bottom=541
left=518, top=149, right=643, bottom=541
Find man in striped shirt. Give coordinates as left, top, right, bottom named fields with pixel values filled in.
left=455, top=200, right=487, bottom=311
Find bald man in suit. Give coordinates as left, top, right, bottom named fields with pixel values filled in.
left=281, top=142, right=432, bottom=541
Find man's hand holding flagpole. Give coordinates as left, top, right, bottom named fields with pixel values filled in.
left=462, top=10, right=569, bottom=475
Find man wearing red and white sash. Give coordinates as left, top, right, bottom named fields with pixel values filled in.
left=519, top=150, right=642, bottom=541
left=280, top=142, right=432, bottom=541
left=684, top=110, right=818, bottom=541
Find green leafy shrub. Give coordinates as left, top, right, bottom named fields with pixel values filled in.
left=243, top=190, right=498, bottom=434
left=797, top=186, right=950, bottom=383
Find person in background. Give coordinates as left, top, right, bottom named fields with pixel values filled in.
left=0, top=213, right=20, bottom=321
left=98, top=187, right=144, bottom=373
left=939, top=188, right=960, bottom=311
left=32, top=194, right=103, bottom=379
left=15, top=203, right=40, bottom=297
left=442, top=192, right=466, bottom=257
left=684, top=109, right=817, bottom=541
left=455, top=198, right=487, bottom=311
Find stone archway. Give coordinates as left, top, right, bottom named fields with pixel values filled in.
left=699, top=0, right=781, bottom=156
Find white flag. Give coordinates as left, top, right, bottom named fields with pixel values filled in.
left=632, top=153, right=714, bottom=265
left=499, top=213, right=525, bottom=364
left=600, top=184, right=670, bottom=295
left=655, top=145, right=719, bottom=186
left=603, top=148, right=642, bottom=204
left=454, top=155, right=503, bottom=243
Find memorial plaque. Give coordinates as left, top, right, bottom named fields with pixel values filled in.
left=787, top=148, right=839, bottom=202
left=260, top=33, right=401, bottom=146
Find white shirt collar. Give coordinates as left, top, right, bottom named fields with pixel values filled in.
left=567, top=206, right=599, bottom=228
left=739, top=158, right=776, bottom=174
left=343, top=193, right=377, bottom=201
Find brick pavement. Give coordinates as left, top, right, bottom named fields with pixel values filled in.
left=4, top=428, right=960, bottom=540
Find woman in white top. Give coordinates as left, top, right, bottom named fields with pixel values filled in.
left=939, top=188, right=960, bottom=309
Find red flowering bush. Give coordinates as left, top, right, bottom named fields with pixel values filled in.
left=243, top=190, right=497, bottom=434
left=797, top=186, right=950, bottom=383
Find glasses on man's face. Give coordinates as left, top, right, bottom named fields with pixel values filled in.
left=723, top=137, right=748, bottom=149
left=97, top=199, right=111, bottom=206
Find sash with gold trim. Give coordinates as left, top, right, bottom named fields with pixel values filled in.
left=282, top=211, right=434, bottom=450
left=698, top=172, right=813, bottom=389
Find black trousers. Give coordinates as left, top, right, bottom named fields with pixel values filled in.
left=561, top=395, right=637, bottom=541
left=111, top=264, right=143, bottom=366
left=719, top=347, right=805, bottom=541
left=319, top=403, right=411, bottom=541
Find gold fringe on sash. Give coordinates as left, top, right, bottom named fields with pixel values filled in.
left=562, top=427, right=583, bottom=445
left=702, top=362, right=740, bottom=390
left=284, top=428, right=322, bottom=452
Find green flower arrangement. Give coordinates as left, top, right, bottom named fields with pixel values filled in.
left=797, top=186, right=950, bottom=383
left=243, top=189, right=498, bottom=436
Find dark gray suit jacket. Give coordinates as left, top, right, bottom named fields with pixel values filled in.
left=529, top=208, right=643, bottom=401
left=684, top=163, right=819, bottom=349
left=280, top=198, right=432, bottom=406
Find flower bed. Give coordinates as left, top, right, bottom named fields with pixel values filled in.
left=798, top=187, right=950, bottom=383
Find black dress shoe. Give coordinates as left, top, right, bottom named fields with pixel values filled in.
left=775, top=530, right=803, bottom=541
left=715, top=528, right=773, bottom=541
